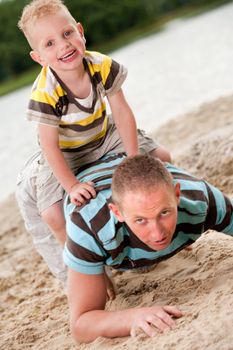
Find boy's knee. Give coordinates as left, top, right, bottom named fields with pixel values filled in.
left=41, top=203, right=65, bottom=231
left=150, top=147, right=172, bottom=163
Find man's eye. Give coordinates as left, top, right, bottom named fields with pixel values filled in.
left=161, top=210, right=170, bottom=216
left=136, top=218, right=145, bottom=224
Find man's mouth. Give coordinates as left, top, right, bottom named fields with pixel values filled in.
left=59, top=50, right=77, bottom=62
left=149, top=236, right=169, bottom=249
left=155, top=237, right=168, bottom=244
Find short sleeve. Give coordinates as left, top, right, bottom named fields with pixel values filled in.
left=204, top=182, right=233, bottom=234
left=63, top=206, right=106, bottom=274
left=100, top=55, right=128, bottom=96
left=85, top=51, right=128, bottom=97
left=26, top=67, right=64, bottom=126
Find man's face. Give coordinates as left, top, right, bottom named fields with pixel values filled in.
left=109, top=183, right=180, bottom=251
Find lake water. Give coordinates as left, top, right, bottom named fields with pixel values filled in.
left=1, top=1, right=233, bottom=201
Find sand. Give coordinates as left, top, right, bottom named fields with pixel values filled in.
left=1, top=94, right=233, bottom=350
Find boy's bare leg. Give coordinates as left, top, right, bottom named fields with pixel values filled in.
left=150, top=146, right=172, bottom=163
left=41, top=200, right=66, bottom=246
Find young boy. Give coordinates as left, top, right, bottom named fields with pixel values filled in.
left=18, top=0, right=171, bottom=246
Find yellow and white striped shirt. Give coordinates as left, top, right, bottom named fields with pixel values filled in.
left=27, top=51, right=127, bottom=151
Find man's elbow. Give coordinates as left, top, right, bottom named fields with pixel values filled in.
left=70, top=317, right=97, bottom=344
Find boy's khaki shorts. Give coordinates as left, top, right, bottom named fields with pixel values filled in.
left=33, top=120, right=158, bottom=213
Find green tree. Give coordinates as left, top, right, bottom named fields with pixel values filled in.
left=0, top=0, right=231, bottom=84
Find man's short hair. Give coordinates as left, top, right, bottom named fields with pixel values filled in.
left=111, top=154, right=173, bottom=205
left=18, top=0, right=72, bottom=43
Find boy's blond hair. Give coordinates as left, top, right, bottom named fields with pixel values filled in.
left=18, top=0, right=73, bottom=44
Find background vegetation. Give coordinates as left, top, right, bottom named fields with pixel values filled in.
left=0, top=0, right=231, bottom=95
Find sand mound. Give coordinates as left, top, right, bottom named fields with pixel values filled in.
left=153, top=95, right=233, bottom=194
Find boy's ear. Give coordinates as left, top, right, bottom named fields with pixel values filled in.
left=76, top=22, right=85, bottom=40
left=30, top=50, right=46, bottom=67
left=108, top=202, right=124, bottom=222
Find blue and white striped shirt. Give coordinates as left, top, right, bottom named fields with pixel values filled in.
left=63, top=153, right=233, bottom=274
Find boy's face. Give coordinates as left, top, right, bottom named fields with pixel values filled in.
left=29, top=9, right=86, bottom=76
left=109, top=183, right=180, bottom=251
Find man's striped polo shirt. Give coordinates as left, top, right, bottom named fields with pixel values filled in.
left=63, top=153, right=233, bottom=274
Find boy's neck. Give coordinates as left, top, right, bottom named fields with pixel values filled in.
left=52, top=62, right=91, bottom=99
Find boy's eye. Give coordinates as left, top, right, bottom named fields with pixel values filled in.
left=64, top=30, right=72, bottom=38
left=46, top=40, right=53, bottom=47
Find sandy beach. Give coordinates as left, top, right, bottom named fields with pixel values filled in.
left=1, top=93, right=233, bottom=350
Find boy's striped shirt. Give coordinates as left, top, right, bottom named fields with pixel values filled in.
left=26, top=51, right=127, bottom=151
left=63, top=154, right=233, bottom=274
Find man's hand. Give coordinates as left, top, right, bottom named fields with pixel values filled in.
left=69, top=181, right=96, bottom=206
left=68, top=269, right=183, bottom=343
left=130, top=305, right=183, bottom=337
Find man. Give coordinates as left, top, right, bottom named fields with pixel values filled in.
left=63, top=153, right=233, bottom=343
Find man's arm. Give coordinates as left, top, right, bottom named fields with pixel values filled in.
left=107, top=89, right=139, bottom=156
left=67, top=268, right=182, bottom=344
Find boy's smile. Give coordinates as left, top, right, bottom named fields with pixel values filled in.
left=59, top=49, right=78, bottom=63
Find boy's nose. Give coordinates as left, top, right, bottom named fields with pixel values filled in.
left=60, top=38, right=71, bottom=50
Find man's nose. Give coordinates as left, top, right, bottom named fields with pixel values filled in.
left=149, top=221, right=165, bottom=241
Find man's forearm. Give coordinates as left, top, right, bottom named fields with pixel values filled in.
left=71, top=308, right=133, bottom=343
left=68, top=268, right=183, bottom=344
left=71, top=303, right=182, bottom=344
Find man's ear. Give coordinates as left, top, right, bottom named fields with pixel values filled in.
left=174, top=182, right=181, bottom=205
left=30, top=50, right=46, bottom=67
left=108, top=202, right=125, bottom=222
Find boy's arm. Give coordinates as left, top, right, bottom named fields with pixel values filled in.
left=68, top=268, right=182, bottom=344
left=107, top=89, right=138, bottom=156
left=38, top=124, right=96, bottom=204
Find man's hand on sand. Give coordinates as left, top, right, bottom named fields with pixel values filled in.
left=130, top=305, right=183, bottom=337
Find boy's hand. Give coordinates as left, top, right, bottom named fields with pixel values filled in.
left=69, top=181, right=96, bottom=206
